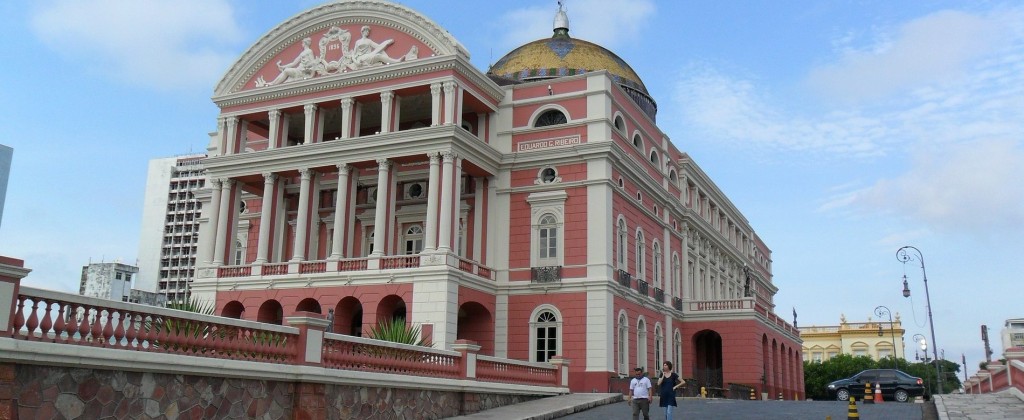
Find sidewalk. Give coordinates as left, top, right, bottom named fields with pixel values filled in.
left=447, top=393, right=621, bottom=420
left=934, top=391, right=1024, bottom=420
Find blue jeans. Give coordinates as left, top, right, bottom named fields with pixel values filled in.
left=664, top=404, right=674, bottom=418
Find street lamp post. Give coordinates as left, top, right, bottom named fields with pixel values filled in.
left=897, top=246, right=943, bottom=394
left=875, top=305, right=898, bottom=369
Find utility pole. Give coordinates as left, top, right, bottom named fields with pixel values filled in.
left=981, top=325, right=993, bottom=363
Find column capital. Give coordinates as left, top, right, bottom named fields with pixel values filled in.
left=298, top=168, right=312, bottom=180
left=225, top=117, right=238, bottom=128
left=336, top=163, right=351, bottom=173
left=376, top=159, right=392, bottom=170
left=442, top=81, right=456, bottom=93
left=427, top=151, right=441, bottom=164
left=210, top=178, right=223, bottom=189
left=339, top=97, right=354, bottom=107
left=304, top=104, right=317, bottom=115
left=262, top=172, right=278, bottom=183
left=441, top=150, right=458, bottom=162
left=268, top=109, right=281, bottom=119
left=220, top=178, right=235, bottom=188
left=430, top=83, right=442, bottom=95
left=380, top=91, right=395, bottom=101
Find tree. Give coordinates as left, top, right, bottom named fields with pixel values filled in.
left=803, top=354, right=877, bottom=400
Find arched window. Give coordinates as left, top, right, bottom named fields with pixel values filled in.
left=616, top=219, right=627, bottom=269
left=669, top=169, right=677, bottom=183
left=637, top=318, right=648, bottom=370
left=534, top=109, right=567, bottom=127
left=530, top=307, right=561, bottom=362
left=632, top=133, right=643, bottom=149
left=672, top=254, right=681, bottom=298
left=650, top=150, right=659, bottom=166
left=654, top=324, right=664, bottom=371
left=618, top=313, right=629, bottom=374
left=636, top=231, right=645, bottom=279
left=614, top=115, right=626, bottom=135
left=234, top=240, right=244, bottom=266
left=673, top=329, right=682, bottom=368
left=538, top=214, right=558, bottom=261
left=404, top=225, right=424, bottom=255
left=653, top=242, right=662, bottom=289
left=364, top=230, right=374, bottom=257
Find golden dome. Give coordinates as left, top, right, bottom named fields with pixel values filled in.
left=488, top=30, right=657, bottom=120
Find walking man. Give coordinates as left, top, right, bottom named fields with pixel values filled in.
left=628, top=367, right=652, bottom=420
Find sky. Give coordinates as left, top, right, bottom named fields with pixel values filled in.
left=1, top=0, right=1022, bottom=380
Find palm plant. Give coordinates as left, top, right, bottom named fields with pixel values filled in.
left=367, top=318, right=430, bottom=347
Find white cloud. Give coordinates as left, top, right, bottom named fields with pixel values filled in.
left=495, top=0, right=655, bottom=53
left=30, top=0, right=244, bottom=91
left=807, top=9, right=1018, bottom=103
left=826, top=139, right=1024, bottom=237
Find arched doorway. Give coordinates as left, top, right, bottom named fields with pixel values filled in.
left=296, top=298, right=322, bottom=314
left=693, top=330, right=723, bottom=389
left=221, top=301, right=245, bottom=319
left=376, top=295, right=407, bottom=324
left=457, top=302, right=493, bottom=355
left=257, top=300, right=283, bottom=325
left=334, top=297, right=363, bottom=336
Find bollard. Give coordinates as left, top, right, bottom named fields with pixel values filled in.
left=778, top=392, right=783, bottom=400
left=862, top=382, right=873, bottom=404
left=847, top=396, right=859, bottom=419
left=750, top=388, right=756, bottom=400
left=700, top=386, right=707, bottom=398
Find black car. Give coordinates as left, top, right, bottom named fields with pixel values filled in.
left=825, top=369, right=925, bottom=402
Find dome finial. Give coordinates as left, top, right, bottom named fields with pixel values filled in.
left=553, top=1, right=569, bottom=38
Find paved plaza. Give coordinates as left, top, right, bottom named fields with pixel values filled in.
left=453, top=391, right=1024, bottom=420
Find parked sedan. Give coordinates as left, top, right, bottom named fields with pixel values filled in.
left=826, top=369, right=925, bottom=402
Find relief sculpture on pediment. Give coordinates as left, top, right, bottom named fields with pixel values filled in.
left=255, top=25, right=418, bottom=87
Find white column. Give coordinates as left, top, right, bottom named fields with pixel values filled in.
left=476, top=113, right=486, bottom=139
left=424, top=152, right=441, bottom=252
left=339, top=98, right=353, bottom=139
left=225, top=117, right=239, bottom=155
left=380, top=91, right=394, bottom=134
left=291, top=168, right=313, bottom=261
left=430, top=83, right=442, bottom=126
left=442, top=82, right=456, bottom=125
left=267, top=110, right=281, bottom=150
left=303, top=104, right=317, bottom=144
left=437, top=151, right=456, bottom=252
left=216, top=118, right=227, bottom=156
left=455, top=86, right=464, bottom=126
left=681, top=226, right=690, bottom=300
left=213, top=179, right=234, bottom=265
left=663, top=226, right=671, bottom=296
left=371, top=159, right=392, bottom=257
left=453, top=157, right=463, bottom=254
left=472, top=177, right=483, bottom=261
left=255, top=173, right=277, bottom=263
left=329, top=164, right=351, bottom=259
left=204, top=179, right=223, bottom=264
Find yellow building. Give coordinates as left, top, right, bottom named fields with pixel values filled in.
left=800, top=314, right=905, bottom=363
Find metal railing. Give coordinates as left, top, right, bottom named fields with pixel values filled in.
left=531, top=266, right=562, bottom=283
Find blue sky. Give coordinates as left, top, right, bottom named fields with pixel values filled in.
left=1, top=1, right=1021, bottom=379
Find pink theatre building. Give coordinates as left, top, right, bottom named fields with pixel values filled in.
left=191, top=0, right=803, bottom=397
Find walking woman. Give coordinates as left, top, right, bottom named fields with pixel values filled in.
left=657, top=361, right=685, bottom=418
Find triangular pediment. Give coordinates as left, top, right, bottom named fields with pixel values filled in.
left=215, top=0, right=468, bottom=96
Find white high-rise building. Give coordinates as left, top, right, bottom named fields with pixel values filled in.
left=136, top=154, right=206, bottom=304
left=1002, top=318, right=1024, bottom=352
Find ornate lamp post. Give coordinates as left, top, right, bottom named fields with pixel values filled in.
left=897, top=246, right=942, bottom=394
left=875, top=305, right=898, bottom=369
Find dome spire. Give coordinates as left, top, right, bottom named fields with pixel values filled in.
left=553, top=1, right=570, bottom=38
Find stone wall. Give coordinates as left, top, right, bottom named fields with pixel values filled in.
left=2, top=363, right=542, bottom=419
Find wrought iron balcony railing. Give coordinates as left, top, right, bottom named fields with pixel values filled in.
left=635, top=279, right=649, bottom=296
left=672, top=297, right=683, bottom=311
left=531, top=266, right=562, bottom=283
left=616, top=269, right=632, bottom=288
left=653, top=287, right=664, bottom=303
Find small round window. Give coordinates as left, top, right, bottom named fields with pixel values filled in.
left=408, top=183, right=423, bottom=199
left=541, top=168, right=557, bottom=183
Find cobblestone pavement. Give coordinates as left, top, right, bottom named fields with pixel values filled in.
left=934, top=393, right=1024, bottom=420
left=559, top=397, right=925, bottom=420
